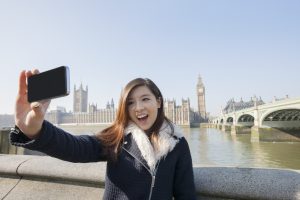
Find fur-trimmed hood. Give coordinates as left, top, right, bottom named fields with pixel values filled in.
left=124, top=121, right=183, bottom=172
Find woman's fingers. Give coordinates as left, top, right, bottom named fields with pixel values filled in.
left=25, top=68, right=39, bottom=78
left=18, top=69, right=40, bottom=102
left=32, top=69, right=39, bottom=75
left=30, top=99, right=51, bottom=116
left=18, top=70, right=27, bottom=95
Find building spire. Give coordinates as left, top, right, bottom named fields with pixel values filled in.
left=111, top=98, right=114, bottom=109
left=197, top=74, right=204, bottom=87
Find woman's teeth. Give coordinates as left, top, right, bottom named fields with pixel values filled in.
left=137, top=114, right=148, bottom=120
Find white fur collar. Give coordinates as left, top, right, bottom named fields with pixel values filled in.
left=124, top=121, right=183, bottom=172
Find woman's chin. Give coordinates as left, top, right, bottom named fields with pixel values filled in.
left=136, top=122, right=151, bottom=131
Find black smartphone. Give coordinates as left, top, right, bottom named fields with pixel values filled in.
left=27, top=66, right=70, bottom=102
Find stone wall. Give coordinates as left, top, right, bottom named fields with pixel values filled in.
left=0, top=155, right=299, bottom=200
left=0, top=128, right=24, bottom=155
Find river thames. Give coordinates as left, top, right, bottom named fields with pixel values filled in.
left=183, top=127, right=300, bottom=170
left=60, top=125, right=300, bottom=170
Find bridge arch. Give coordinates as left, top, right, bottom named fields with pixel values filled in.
left=237, top=114, right=254, bottom=127
left=261, top=108, right=300, bottom=128
left=226, top=117, right=233, bottom=124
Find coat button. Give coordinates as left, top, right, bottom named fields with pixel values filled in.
left=124, top=141, right=128, bottom=144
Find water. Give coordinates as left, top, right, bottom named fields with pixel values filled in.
left=183, top=127, right=300, bottom=170
left=60, top=125, right=300, bottom=170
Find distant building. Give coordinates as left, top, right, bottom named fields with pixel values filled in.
left=89, top=103, right=98, bottom=113
left=46, top=99, right=116, bottom=124
left=73, top=84, right=88, bottom=113
left=197, top=75, right=207, bottom=122
left=0, top=114, right=14, bottom=128
left=106, top=99, right=115, bottom=109
left=164, top=99, right=176, bottom=123
left=164, top=98, right=198, bottom=126
left=56, top=106, right=66, bottom=113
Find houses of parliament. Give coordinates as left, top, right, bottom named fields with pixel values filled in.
left=44, top=76, right=208, bottom=126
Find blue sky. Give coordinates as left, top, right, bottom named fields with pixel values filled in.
left=0, top=0, right=299, bottom=116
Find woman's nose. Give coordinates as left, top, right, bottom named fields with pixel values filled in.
left=135, top=101, right=144, bottom=111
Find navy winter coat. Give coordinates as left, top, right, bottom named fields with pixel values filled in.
left=10, top=120, right=196, bottom=200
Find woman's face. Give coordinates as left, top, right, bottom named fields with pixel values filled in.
left=127, top=85, right=161, bottom=131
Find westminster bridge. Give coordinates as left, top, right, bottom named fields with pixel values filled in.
left=211, top=97, right=300, bottom=142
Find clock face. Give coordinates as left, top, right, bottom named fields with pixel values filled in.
left=198, top=88, right=203, bottom=93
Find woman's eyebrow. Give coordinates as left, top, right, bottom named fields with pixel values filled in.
left=128, top=94, right=151, bottom=101
left=140, top=94, right=151, bottom=98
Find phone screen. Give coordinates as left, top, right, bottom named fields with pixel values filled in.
left=27, top=66, right=70, bottom=102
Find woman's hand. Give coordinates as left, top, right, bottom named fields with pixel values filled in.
left=15, top=69, right=51, bottom=139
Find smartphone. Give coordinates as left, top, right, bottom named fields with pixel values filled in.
left=27, top=66, right=70, bottom=102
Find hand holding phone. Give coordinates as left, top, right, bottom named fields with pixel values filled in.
left=14, top=68, right=65, bottom=139
left=27, top=66, right=70, bottom=102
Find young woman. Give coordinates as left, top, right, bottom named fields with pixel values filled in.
left=10, top=69, right=196, bottom=200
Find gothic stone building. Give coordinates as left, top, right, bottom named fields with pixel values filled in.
left=46, top=75, right=207, bottom=126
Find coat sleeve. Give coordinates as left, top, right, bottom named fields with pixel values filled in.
left=10, top=120, right=107, bottom=163
left=173, top=138, right=197, bottom=200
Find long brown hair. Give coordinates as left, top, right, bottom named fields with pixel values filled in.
left=96, top=78, right=173, bottom=160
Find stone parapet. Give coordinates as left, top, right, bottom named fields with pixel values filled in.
left=0, top=155, right=104, bottom=200
left=0, top=155, right=299, bottom=200
left=194, top=165, right=300, bottom=199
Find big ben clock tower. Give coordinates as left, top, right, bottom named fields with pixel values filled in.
left=197, top=75, right=207, bottom=121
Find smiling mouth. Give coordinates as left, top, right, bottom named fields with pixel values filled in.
left=137, top=114, right=148, bottom=121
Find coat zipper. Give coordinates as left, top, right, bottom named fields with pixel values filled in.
left=122, top=147, right=160, bottom=200
left=148, top=159, right=160, bottom=200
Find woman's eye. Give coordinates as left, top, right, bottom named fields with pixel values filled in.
left=142, top=98, right=150, bottom=101
left=127, top=101, right=134, bottom=106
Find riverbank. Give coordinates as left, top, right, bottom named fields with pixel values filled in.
left=0, top=155, right=299, bottom=200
